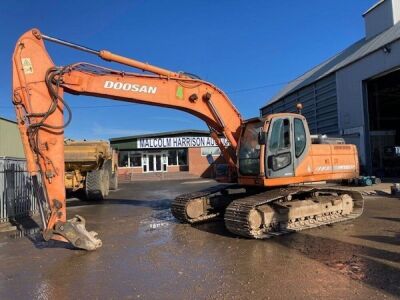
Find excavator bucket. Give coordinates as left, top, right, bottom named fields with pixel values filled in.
left=53, top=215, right=102, bottom=250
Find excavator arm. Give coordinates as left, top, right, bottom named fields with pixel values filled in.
left=12, top=29, right=243, bottom=250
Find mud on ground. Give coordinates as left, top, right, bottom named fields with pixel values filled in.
left=0, top=180, right=399, bottom=299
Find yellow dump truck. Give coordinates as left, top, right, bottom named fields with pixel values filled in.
left=64, top=140, right=118, bottom=200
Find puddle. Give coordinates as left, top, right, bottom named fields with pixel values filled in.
left=154, top=209, right=176, bottom=222
left=139, top=209, right=177, bottom=233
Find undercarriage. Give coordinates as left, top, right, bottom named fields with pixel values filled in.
left=171, top=185, right=364, bottom=238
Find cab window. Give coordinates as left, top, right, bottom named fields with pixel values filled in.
left=268, top=118, right=290, bottom=153
left=294, top=118, right=306, bottom=157
left=238, top=121, right=263, bottom=175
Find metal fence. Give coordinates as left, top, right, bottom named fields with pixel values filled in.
left=0, top=157, right=38, bottom=223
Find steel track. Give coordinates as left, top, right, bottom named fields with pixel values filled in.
left=171, top=185, right=364, bottom=238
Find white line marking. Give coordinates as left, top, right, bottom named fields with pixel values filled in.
left=181, top=180, right=213, bottom=184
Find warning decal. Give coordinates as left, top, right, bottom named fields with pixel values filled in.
left=21, top=58, right=33, bottom=74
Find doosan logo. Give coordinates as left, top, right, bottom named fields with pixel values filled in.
left=103, top=80, right=157, bottom=94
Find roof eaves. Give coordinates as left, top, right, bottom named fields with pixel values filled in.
left=0, top=116, right=17, bottom=124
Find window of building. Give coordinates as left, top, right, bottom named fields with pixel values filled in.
left=167, top=150, right=178, bottom=165
left=177, top=149, right=188, bottom=165
left=119, top=149, right=188, bottom=168
left=118, top=151, right=142, bottom=167
left=201, top=147, right=221, bottom=156
left=129, top=153, right=142, bottom=167
left=167, top=149, right=187, bottom=166
left=118, top=151, right=129, bottom=167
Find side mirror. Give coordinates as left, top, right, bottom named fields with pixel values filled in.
left=258, top=130, right=268, bottom=145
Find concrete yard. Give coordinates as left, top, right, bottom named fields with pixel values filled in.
left=0, top=179, right=399, bottom=299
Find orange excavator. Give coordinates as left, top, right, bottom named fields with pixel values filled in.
left=12, top=29, right=363, bottom=250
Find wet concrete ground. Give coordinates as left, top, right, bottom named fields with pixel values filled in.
left=0, top=179, right=399, bottom=299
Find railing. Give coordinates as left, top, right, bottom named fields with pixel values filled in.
left=0, top=157, right=38, bottom=223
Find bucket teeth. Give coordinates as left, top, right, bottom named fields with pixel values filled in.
left=73, top=214, right=86, bottom=224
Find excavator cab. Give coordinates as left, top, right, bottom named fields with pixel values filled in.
left=238, top=114, right=310, bottom=181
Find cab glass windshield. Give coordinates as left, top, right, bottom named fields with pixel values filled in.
left=239, top=122, right=263, bottom=176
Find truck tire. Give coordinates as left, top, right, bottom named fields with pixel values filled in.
left=85, top=169, right=107, bottom=200
left=103, top=159, right=118, bottom=190
left=103, top=171, right=110, bottom=196
left=109, top=171, right=118, bottom=190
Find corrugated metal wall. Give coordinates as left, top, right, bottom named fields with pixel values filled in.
left=261, top=74, right=339, bottom=135
left=0, top=158, right=38, bottom=223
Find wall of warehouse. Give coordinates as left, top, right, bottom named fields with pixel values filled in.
left=261, top=74, right=339, bottom=135
left=336, top=38, right=400, bottom=167
left=0, top=118, right=25, bottom=158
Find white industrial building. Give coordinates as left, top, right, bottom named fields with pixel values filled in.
left=261, top=0, right=400, bottom=176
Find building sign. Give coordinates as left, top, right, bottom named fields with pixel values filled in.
left=138, top=136, right=230, bottom=149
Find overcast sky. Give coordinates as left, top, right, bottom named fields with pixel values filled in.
left=0, top=0, right=376, bottom=139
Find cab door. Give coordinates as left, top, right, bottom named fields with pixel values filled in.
left=265, top=116, right=295, bottom=178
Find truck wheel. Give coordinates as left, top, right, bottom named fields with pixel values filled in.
left=103, top=171, right=110, bottom=197
left=102, top=160, right=111, bottom=194
left=85, top=169, right=107, bottom=200
left=109, top=171, right=118, bottom=190
left=104, top=159, right=118, bottom=190
left=109, top=163, right=119, bottom=190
